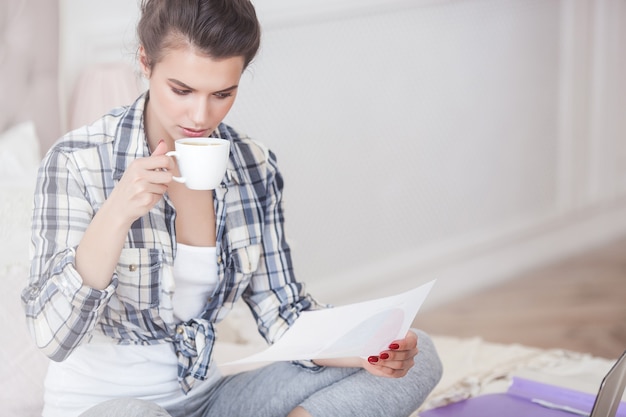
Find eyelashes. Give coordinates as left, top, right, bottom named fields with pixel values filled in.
left=171, top=88, right=233, bottom=99
left=171, top=87, right=190, bottom=95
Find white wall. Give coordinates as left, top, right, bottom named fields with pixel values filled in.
left=59, top=0, right=626, bottom=308
left=59, top=0, right=140, bottom=129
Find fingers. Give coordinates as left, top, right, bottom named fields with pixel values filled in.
left=108, top=146, right=176, bottom=223
left=138, top=139, right=175, bottom=173
left=378, top=330, right=418, bottom=361
left=388, top=330, right=418, bottom=351
left=368, top=356, right=415, bottom=378
left=140, top=162, right=174, bottom=185
left=365, top=331, right=419, bottom=378
left=140, top=154, right=175, bottom=174
left=125, top=159, right=174, bottom=196
left=367, top=347, right=418, bottom=369
left=152, top=139, right=169, bottom=156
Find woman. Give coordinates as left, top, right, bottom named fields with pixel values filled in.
left=22, top=1, right=442, bottom=416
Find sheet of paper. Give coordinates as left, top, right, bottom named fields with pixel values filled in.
left=222, top=279, right=436, bottom=367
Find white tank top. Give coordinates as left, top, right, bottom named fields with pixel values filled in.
left=172, top=243, right=219, bottom=321
left=42, top=244, right=220, bottom=417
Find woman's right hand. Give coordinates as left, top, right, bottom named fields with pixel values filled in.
left=108, top=140, right=175, bottom=225
left=76, top=140, right=175, bottom=290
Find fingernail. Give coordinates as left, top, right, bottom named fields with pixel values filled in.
left=389, top=343, right=400, bottom=350
left=368, top=356, right=379, bottom=363
left=380, top=353, right=389, bottom=360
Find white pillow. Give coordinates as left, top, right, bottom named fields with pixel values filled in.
left=0, top=121, right=41, bottom=180
left=0, top=122, right=39, bottom=270
left=0, top=123, right=46, bottom=417
left=0, top=179, right=35, bottom=269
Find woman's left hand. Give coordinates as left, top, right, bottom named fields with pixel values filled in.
left=363, top=330, right=418, bottom=378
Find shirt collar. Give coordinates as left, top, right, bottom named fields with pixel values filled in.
left=112, top=92, right=150, bottom=181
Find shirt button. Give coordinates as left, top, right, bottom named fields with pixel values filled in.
left=217, top=255, right=222, bottom=264
left=176, top=326, right=184, bottom=335
left=128, top=264, right=137, bottom=272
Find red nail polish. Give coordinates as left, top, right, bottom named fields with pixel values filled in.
left=389, top=343, right=400, bottom=350
left=368, top=356, right=379, bottom=363
left=380, top=353, right=389, bottom=360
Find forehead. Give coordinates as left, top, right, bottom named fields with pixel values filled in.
left=153, top=46, right=245, bottom=90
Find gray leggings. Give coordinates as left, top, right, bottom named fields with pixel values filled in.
left=79, top=330, right=442, bottom=417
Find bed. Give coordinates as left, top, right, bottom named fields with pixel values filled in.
left=0, top=1, right=618, bottom=416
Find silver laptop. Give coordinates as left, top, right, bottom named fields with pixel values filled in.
left=590, top=349, right=626, bottom=417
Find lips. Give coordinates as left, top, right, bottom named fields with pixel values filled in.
left=181, top=127, right=209, bottom=137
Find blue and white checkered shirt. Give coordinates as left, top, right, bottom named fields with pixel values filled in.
left=22, top=93, right=322, bottom=393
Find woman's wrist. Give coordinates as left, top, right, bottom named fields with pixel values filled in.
left=312, top=357, right=366, bottom=369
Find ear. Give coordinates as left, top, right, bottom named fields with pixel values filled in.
left=138, top=45, right=151, bottom=78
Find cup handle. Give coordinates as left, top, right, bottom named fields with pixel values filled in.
left=165, top=151, right=186, bottom=184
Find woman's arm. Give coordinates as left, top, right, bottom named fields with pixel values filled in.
left=241, top=146, right=325, bottom=344
left=22, top=141, right=173, bottom=361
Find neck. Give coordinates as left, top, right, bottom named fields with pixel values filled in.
left=143, top=98, right=173, bottom=153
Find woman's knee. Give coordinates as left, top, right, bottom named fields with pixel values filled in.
left=78, top=398, right=172, bottom=417
left=411, top=328, right=444, bottom=386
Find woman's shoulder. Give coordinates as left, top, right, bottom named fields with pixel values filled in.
left=49, top=106, right=131, bottom=156
left=50, top=92, right=146, bottom=156
left=217, top=123, right=274, bottom=164
left=216, top=123, right=282, bottom=188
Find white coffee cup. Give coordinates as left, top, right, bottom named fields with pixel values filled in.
left=166, top=138, right=230, bottom=190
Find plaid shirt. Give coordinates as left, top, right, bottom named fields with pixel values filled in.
left=22, top=93, right=322, bottom=393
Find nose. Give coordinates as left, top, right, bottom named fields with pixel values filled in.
left=189, top=97, right=210, bottom=127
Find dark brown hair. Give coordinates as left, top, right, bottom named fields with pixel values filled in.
left=137, top=0, right=261, bottom=70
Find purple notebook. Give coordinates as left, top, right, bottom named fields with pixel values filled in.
left=420, top=377, right=626, bottom=417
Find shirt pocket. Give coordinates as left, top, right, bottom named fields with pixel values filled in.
left=230, top=243, right=261, bottom=275
left=214, top=243, right=261, bottom=321
left=115, top=248, right=162, bottom=309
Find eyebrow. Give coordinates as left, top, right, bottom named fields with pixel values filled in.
left=168, top=78, right=238, bottom=94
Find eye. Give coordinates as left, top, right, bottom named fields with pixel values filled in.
left=172, top=87, right=191, bottom=96
left=214, top=92, right=233, bottom=99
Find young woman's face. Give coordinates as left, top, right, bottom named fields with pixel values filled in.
left=140, top=45, right=245, bottom=144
